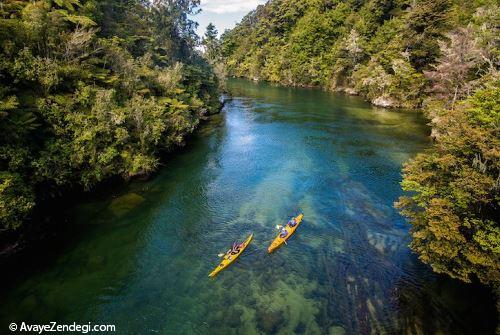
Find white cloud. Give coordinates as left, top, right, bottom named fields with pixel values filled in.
left=200, top=0, right=267, bottom=14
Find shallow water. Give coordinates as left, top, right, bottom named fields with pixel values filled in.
left=0, top=79, right=496, bottom=334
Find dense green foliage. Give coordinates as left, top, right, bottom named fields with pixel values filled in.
left=0, top=0, right=220, bottom=231
left=220, top=0, right=497, bottom=108
left=396, top=77, right=499, bottom=286
left=221, top=0, right=499, bottom=285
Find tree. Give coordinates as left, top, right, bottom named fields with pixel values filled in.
left=202, top=23, right=219, bottom=61
left=202, top=23, right=227, bottom=90
left=150, top=0, right=201, bottom=61
left=424, top=28, right=482, bottom=107
left=396, top=80, right=500, bottom=286
left=403, top=0, right=451, bottom=70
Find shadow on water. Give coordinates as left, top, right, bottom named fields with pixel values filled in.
left=0, top=79, right=496, bottom=334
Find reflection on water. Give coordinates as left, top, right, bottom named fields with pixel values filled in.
left=0, top=79, right=496, bottom=334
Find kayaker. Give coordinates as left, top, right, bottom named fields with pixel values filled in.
left=288, top=218, right=297, bottom=227
left=279, top=227, right=288, bottom=238
left=230, top=242, right=241, bottom=255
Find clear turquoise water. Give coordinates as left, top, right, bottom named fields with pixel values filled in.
left=0, top=79, right=495, bottom=334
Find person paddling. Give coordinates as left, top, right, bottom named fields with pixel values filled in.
left=279, top=227, right=288, bottom=238
left=229, top=242, right=241, bottom=255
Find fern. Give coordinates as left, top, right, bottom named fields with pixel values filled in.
left=0, top=96, right=19, bottom=112
left=52, top=0, right=81, bottom=12
left=10, top=111, right=40, bottom=132
left=54, top=9, right=97, bottom=27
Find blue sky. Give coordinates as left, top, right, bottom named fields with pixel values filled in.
left=193, top=0, right=267, bottom=37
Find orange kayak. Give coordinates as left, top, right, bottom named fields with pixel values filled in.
left=208, top=233, right=253, bottom=277
left=268, top=214, right=304, bottom=253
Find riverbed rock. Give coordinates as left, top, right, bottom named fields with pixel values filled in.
left=329, top=326, right=346, bottom=335
left=223, top=306, right=243, bottom=328
left=341, top=87, right=359, bottom=95
left=256, top=308, right=285, bottom=334
left=372, top=96, right=397, bottom=108
left=109, top=192, right=145, bottom=217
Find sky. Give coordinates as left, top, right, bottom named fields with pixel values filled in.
left=193, top=0, right=268, bottom=37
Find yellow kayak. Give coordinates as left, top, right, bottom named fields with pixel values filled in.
left=208, top=233, right=253, bottom=277
left=268, top=214, right=304, bottom=253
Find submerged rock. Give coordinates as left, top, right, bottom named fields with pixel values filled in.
left=223, top=306, right=243, bottom=328
left=109, top=193, right=145, bottom=217
left=329, top=326, right=346, bottom=335
left=256, top=308, right=285, bottom=334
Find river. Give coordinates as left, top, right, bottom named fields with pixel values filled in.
left=0, top=79, right=496, bottom=334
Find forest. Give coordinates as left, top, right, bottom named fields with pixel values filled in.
left=0, top=1, right=220, bottom=238
left=219, top=0, right=499, bottom=287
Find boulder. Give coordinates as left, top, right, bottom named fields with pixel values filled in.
left=343, top=87, right=359, bottom=95
left=372, top=96, right=396, bottom=108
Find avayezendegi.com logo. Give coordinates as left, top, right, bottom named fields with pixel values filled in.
left=9, top=322, right=115, bottom=333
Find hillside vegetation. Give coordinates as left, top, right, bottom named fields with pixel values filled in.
left=0, top=0, right=220, bottom=233
left=220, top=0, right=499, bottom=286
left=221, top=0, right=497, bottom=108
